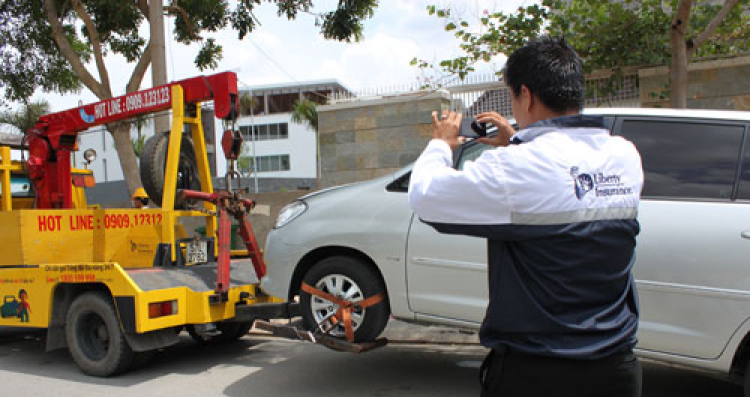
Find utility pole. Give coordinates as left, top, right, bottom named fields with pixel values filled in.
left=150, top=0, right=169, bottom=134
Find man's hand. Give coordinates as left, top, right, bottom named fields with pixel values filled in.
left=476, top=111, right=515, bottom=147
left=432, top=110, right=463, bottom=150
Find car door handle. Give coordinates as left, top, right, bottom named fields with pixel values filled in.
left=742, top=230, right=750, bottom=240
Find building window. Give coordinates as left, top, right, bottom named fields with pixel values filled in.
left=246, top=154, right=291, bottom=173
left=268, top=93, right=300, bottom=114
left=239, top=123, right=289, bottom=141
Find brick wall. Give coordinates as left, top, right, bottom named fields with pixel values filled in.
left=318, top=91, right=451, bottom=188
left=639, top=56, right=750, bottom=110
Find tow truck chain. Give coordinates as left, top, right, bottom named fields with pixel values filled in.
left=184, top=203, right=216, bottom=217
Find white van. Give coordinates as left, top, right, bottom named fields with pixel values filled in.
left=263, top=108, right=750, bottom=395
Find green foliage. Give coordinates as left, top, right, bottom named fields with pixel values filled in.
left=318, top=0, right=378, bottom=42
left=131, top=134, right=146, bottom=158
left=195, top=38, right=222, bottom=71
left=414, top=1, right=749, bottom=86
left=83, top=0, right=145, bottom=61
left=687, top=1, right=750, bottom=58
left=290, top=98, right=318, bottom=132
left=413, top=4, right=548, bottom=82
left=238, top=93, right=257, bottom=116
left=0, top=0, right=86, bottom=102
left=237, top=154, right=253, bottom=175
left=0, top=0, right=379, bottom=104
left=0, top=100, right=50, bottom=134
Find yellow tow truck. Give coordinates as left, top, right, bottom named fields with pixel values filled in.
left=0, top=72, right=298, bottom=376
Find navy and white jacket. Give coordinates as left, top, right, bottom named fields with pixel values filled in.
left=408, top=115, right=644, bottom=359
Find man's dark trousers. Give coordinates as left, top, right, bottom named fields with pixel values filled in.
left=479, top=348, right=642, bottom=397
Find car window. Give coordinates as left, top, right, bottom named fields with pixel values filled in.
left=618, top=119, right=744, bottom=200
left=386, top=140, right=495, bottom=192
left=386, top=171, right=411, bottom=192
left=736, top=133, right=750, bottom=200
left=457, top=141, right=494, bottom=171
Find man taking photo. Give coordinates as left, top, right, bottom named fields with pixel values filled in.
left=408, top=36, right=644, bottom=397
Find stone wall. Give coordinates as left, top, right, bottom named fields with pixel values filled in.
left=318, top=91, right=451, bottom=188
left=639, top=56, right=750, bottom=110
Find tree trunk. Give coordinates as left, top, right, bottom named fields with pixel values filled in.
left=150, top=0, right=170, bottom=135
left=110, top=123, right=142, bottom=196
left=669, top=40, right=689, bottom=108
left=669, top=0, right=693, bottom=109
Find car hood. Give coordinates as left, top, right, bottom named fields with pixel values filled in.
left=299, top=166, right=410, bottom=204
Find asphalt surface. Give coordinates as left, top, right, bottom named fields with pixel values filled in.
left=0, top=322, right=743, bottom=397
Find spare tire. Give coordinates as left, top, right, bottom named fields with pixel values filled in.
left=140, top=131, right=201, bottom=209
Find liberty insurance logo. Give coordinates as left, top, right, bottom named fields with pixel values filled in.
left=570, top=166, right=633, bottom=200
left=570, top=166, right=594, bottom=199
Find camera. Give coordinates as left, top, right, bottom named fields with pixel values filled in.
left=459, top=118, right=491, bottom=139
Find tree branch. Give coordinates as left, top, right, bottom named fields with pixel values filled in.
left=691, top=0, right=740, bottom=52
left=671, top=0, right=693, bottom=37
left=43, top=0, right=106, bottom=99
left=126, top=43, right=152, bottom=93
left=71, top=0, right=112, bottom=98
left=165, top=5, right=201, bottom=39
left=137, top=0, right=149, bottom=21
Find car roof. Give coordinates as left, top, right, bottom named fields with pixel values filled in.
left=583, top=107, right=750, bottom=121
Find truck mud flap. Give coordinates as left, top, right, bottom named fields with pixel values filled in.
left=254, top=320, right=387, bottom=354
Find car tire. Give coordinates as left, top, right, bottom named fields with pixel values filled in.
left=140, top=131, right=201, bottom=209
left=66, top=291, right=134, bottom=377
left=300, top=256, right=389, bottom=342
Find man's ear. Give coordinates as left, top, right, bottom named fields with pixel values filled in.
left=520, top=84, right=533, bottom=112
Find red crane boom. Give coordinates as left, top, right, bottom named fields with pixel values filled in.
left=26, top=72, right=239, bottom=209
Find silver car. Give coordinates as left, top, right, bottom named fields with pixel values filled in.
left=262, top=108, right=750, bottom=395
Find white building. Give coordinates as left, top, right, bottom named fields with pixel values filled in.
left=73, top=79, right=350, bottom=204
left=225, top=80, right=351, bottom=192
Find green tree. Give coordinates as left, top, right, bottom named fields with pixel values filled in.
left=413, top=1, right=749, bottom=108
left=238, top=93, right=258, bottom=116
left=290, top=98, right=321, bottom=188
left=0, top=0, right=379, bottom=195
left=290, top=98, right=318, bottom=132
left=0, top=100, right=51, bottom=134
left=132, top=134, right=147, bottom=158
left=130, top=113, right=150, bottom=158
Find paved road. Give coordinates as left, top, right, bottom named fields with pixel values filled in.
left=0, top=326, right=743, bottom=397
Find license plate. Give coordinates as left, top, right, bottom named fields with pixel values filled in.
left=186, top=240, right=208, bottom=264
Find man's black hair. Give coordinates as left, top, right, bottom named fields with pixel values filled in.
left=503, top=36, right=585, bottom=112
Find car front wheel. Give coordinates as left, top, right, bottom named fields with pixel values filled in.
left=300, top=256, right=389, bottom=343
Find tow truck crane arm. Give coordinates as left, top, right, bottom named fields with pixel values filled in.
left=27, top=72, right=239, bottom=209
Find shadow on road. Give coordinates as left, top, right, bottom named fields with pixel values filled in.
left=0, top=326, right=292, bottom=388
left=222, top=342, right=484, bottom=397
left=0, top=326, right=746, bottom=397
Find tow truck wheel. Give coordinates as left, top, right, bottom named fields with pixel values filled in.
left=66, top=291, right=133, bottom=377
left=140, top=131, right=201, bottom=209
left=300, top=256, right=390, bottom=343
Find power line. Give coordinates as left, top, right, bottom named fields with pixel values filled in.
left=247, top=36, right=300, bottom=84
left=244, top=36, right=331, bottom=102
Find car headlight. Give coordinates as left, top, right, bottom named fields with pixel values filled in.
left=275, top=201, right=307, bottom=229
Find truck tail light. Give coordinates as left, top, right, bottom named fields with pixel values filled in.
left=72, top=175, right=96, bottom=188
left=149, top=300, right=178, bottom=318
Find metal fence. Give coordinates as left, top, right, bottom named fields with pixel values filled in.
left=330, top=72, right=641, bottom=117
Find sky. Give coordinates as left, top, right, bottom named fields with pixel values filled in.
left=37, top=0, right=533, bottom=112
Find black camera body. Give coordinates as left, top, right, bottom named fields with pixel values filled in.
left=459, top=118, right=490, bottom=139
